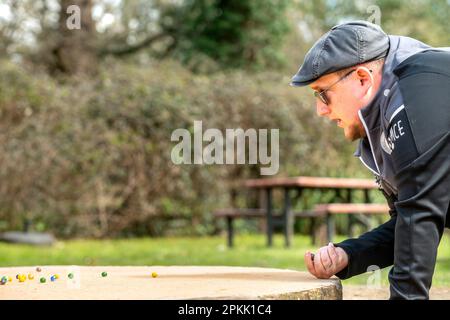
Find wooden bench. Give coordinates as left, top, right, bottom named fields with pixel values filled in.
left=239, top=176, right=381, bottom=247
left=214, top=208, right=317, bottom=247
left=313, top=203, right=390, bottom=244
left=214, top=203, right=390, bottom=247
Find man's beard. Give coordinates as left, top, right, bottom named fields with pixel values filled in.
left=344, top=123, right=366, bottom=141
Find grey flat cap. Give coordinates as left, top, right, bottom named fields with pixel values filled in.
left=290, top=21, right=389, bottom=87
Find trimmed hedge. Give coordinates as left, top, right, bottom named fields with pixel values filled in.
left=0, top=59, right=369, bottom=238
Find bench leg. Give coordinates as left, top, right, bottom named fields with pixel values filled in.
left=364, top=189, right=371, bottom=203
left=310, top=217, right=316, bottom=245
left=283, top=188, right=293, bottom=248
left=348, top=215, right=355, bottom=237
left=347, top=189, right=354, bottom=237
left=226, top=217, right=234, bottom=248
left=312, top=216, right=328, bottom=246
left=326, top=214, right=335, bottom=244
left=363, top=189, right=373, bottom=233
left=266, top=188, right=273, bottom=247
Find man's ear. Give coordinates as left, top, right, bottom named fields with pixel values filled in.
left=356, top=67, right=373, bottom=89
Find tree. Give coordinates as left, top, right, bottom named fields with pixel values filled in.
left=52, top=0, right=98, bottom=75
left=1, top=0, right=291, bottom=73
left=161, top=0, right=291, bottom=70
left=96, top=0, right=291, bottom=71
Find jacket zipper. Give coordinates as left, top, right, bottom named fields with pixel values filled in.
left=358, top=110, right=381, bottom=175
left=358, top=155, right=379, bottom=176
left=357, top=110, right=398, bottom=193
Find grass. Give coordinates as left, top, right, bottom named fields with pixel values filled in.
left=1, top=233, right=449, bottom=287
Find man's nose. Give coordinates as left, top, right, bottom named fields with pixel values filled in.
left=316, top=101, right=331, bottom=117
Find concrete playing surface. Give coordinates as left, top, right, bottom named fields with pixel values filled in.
left=0, top=266, right=342, bottom=300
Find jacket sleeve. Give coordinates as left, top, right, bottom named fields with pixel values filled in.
left=388, top=132, right=449, bottom=299
left=333, top=193, right=396, bottom=280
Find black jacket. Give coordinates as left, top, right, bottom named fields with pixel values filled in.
left=334, top=36, right=450, bottom=299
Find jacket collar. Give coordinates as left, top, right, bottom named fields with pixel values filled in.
left=354, top=35, right=431, bottom=158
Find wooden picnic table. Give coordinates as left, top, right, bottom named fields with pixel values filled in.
left=243, top=176, right=380, bottom=247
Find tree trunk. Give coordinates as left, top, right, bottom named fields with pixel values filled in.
left=53, top=0, right=97, bottom=75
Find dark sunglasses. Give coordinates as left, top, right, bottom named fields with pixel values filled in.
left=313, top=69, right=356, bottom=105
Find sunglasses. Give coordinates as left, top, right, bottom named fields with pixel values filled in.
left=313, top=69, right=356, bottom=105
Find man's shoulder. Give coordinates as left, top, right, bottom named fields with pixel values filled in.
left=382, top=48, right=450, bottom=133
left=393, top=49, right=450, bottom=79
left=378, top=48, right=450, bottom=171
left=381, top=82, right=403, bottom=126
left=390, top=48, right=450, bottom=156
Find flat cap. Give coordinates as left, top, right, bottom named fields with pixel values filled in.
left=290, top=21, right=389, bottom=87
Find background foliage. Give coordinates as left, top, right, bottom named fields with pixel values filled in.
left=0, top=0, right=448, bottom=238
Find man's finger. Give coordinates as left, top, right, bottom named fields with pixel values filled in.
left=314, top=249, right=329, bottom=277
left=319, top=248, right=332, bottom=270
left=305, top=252, right=317, bottom=276
left=327, top=243, right=338, bottom=267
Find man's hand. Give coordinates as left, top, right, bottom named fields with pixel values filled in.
left=304, top=243, right=349, bottom=279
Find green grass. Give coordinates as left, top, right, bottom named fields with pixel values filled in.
left=1, top=233, right=449, bottom=287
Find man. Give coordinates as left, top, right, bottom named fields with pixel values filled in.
left=290, top=21, right=449, bottom=300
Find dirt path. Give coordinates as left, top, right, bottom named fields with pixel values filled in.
left=344, top=285, right=450, bottom=300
